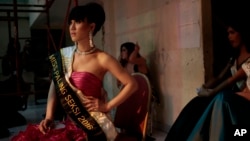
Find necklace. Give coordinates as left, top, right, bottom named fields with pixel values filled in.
left=75, top=47, right=96, bottom=55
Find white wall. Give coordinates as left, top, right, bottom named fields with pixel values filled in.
left=103, top=0, right=205, bottom=132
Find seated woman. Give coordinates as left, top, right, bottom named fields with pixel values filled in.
left=165, top=18, right=250, bottom=140
left=117, top=42, right=159, bottom=102
left=117, top=42, right=159, bottom=140
left=11, top=2, right=137, bottom=141
left=117, top=42, right=149, bottom=86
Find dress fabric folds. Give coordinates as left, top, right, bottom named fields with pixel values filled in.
left=11, top=72, right=104, bottom=141
left=165, top=90, right=250, bottom=141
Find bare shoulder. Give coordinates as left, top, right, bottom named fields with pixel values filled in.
left=95, top=49, right=121, bottom=71
left=96, top=50, right=117, bottom=63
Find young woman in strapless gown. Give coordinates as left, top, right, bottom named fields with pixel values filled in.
left=11, top=2, right=137, bottom=141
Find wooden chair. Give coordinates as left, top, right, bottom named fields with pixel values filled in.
left=114, top=73, right=151, bottom=141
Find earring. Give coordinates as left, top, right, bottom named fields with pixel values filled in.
left=89, top=31, right=94, bottom=47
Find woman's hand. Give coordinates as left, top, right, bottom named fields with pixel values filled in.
left=196, top=85, right=213, bottom=97
left=83, top=96, right=109, bottom=113
left=39, top=118, right=54, bottom=134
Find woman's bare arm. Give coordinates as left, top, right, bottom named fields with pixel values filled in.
left=39, top=81, right=57, bottom=134
left=210, top=68, right=246, bottom=96
left=101, top=53, right=138, bottom=111
left=204, top=59, right=233, bottom=88
left=128, top=44, right=146, bottom=65
left=44, top=81, right=57, bottom=120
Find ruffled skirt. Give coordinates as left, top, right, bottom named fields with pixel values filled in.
left=11, top=119, right=87, bottom=141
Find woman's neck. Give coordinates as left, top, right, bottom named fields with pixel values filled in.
left=239, top=44, right=250, bottom=57
left=76, top=41, right=92, bottom=52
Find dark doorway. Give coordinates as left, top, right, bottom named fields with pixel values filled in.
left=30, top=29, right=65, bottom=104
left=211, top=0, right=249, bottom=76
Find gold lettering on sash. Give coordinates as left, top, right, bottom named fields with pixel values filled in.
left=49, top=56, right=57, bottom=71
left=65, top=95, right=81, bottom=116
left=58, top=81, right=67, bottom=95
left=49, top=55, right=67, bottom=96
left=65, top=95, right=71, bottom=101
left=49, top=54, right=97, bottom=132
left=78, top=116, right=94, bottom=130
left=55, top=71, right=60, bottom=80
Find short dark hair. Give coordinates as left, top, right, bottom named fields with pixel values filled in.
left=68, top=2, right=105, bottom=35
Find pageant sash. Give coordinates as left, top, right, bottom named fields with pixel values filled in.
left=49, top=52, right=107, bottom=140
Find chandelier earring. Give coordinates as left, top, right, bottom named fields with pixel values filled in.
left=89, top=31, right=94, bottom=47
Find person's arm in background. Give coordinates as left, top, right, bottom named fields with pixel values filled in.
left=129, top=43, right=146, bottom=65
left=198, top=66, right=246, bottom=97
left=203, top=58, right=234, bottom=89
left=209, top=68, right=246, bottom=96
left=128, top=43, right=149, bottom=75
left=197, top=58, right=234, bottom=96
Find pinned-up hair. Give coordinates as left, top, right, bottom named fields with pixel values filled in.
left=68, top=2, right=105, bottom=36
left=119, top=42, right=141, bottom=67
left=120, top=42, right=136, bottom=57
